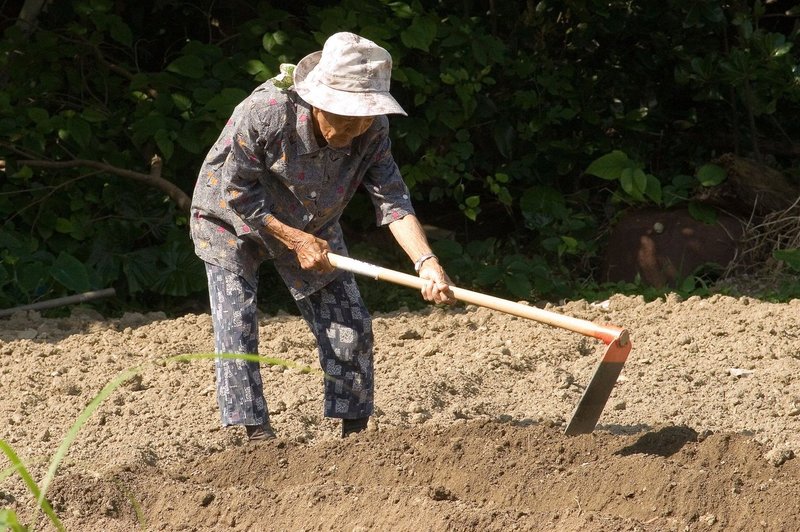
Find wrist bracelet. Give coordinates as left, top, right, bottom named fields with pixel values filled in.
left=414, top=253, right=438, bottom=273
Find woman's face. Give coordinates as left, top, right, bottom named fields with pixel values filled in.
left=312, top=108, right=374, bottom=148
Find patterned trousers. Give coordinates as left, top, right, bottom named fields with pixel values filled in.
left=205, top=262, right=374, bottom=426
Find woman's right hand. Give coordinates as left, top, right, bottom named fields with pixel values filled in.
left=263, top=214, right=334, bottom=272
left=289, top=231, right=334, bottom=272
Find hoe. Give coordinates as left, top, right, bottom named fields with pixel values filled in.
left=328, top=253, right=632, bottom=435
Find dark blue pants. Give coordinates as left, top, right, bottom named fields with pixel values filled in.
left=205, top=263, right=374, bottom=426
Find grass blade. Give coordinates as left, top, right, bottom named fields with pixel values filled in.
left=0, top=440, right=64, bottom=531
left=38, top=366, right=142, bottom=506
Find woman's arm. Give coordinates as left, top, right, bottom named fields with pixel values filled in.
left=389, top=214, right=455, bottom=305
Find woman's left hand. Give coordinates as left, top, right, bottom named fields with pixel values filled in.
left=418, top=259, right=456, bottom=305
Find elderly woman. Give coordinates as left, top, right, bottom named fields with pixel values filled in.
left=190, top=32, right=454, bottom=440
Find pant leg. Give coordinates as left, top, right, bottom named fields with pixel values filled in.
left=295, top=274, right=374, bottom=419
left=205, top=262, right=268, bottom=426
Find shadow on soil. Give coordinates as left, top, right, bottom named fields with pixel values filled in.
left=614, top=425, right=699, bottom=457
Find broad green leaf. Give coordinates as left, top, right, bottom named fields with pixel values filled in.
left=262, top=33, right=278, bottom=52
left=560, top=236, right=578, bottom=252
left=154, top=130, right=174, bottom=160
left=541, top=236, right=561, bottom=252
left=0, top=230, right=37, bottom=258
left=272, top=30, right=289, bottom=45
left=467, top=238, right=496, bottom=258
left=166, top=55, right=205, bottom=79
left=171, top=93, right=192, bottom=112
left=204, top=88, right=249, bottom=116
left=680, top=276, right=696, bottom=292
left=88, top=251, right=121, bottom=287
left=51, top=252, right=91, bottom=293
left=773, top=43, right=792, bottom=58
left=150, top=240, right=205, bottom=296
left=773, top=249, right=800, bottom=272
left=397, top=66, right=426, bottom=88
left=131, top=114, right=167, bottom=146
left=465, top=195, right=480, bottom=208
left=440, top=72, right=456, bottom=85
left=17, top=259, right=50, bottom=293
left=688, top=201, right=718, bottom=224
left=520, top=186, right=568, bottom=223
left=493, top=124, right=514, bottom=159
left=633, top=168, right=648, bottom=193
left=475, top=265, right=502, bottom=286
left=455, top=84, right=477, bottom=115
left=497, top=188, right=512, bottom=206
left=585, top=150, right=633, bottom=180
left=696, top=164, right=727, bottom=186
left=400, top=16, right=437, bottom=51
left=431, top=239, right=463, bottom=260
left=177, top=129, right=205, bottom=154
left=81, top=107, right=107, bottom=123
left=505, top=256, right=532, bottom=274
left=620, top=169, right=645, bottom=201
left=439, top=108, right=464, bottom=130
left=55, top=218, right=73, bottom=234
left=123, top=249, right=160, bottom=294
left=463, top=207, right=479, bottom=221
left=244, top=59, right=269, bottom=76
left=645, top=174, right=662, bottom=204
left=27, top=107, right=49, bottom=124
left=620, top=168, right=635, bottom=194
left=504, top=273, right=532, bottom=299
left=108, top=15, right=133, bottom=46
left=388, top=1, right=415, bottom=18
left=211, top=58, right=237, bottom=80
left=65, top=116, right=92, bottom=147
left=12, top=166, right=33, bottom=180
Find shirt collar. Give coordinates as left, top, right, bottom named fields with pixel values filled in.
left=292, top=94, right=354, bottom=157
left=293, top=94, right=319, bottom=155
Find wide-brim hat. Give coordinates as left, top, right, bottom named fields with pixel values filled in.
left=293, top=32, right=407, bottom=117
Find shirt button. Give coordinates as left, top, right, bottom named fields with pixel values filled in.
left=310, top=191, right=318, bottom=198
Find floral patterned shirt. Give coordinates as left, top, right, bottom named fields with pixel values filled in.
left=190, top=81, right=415, bottom=299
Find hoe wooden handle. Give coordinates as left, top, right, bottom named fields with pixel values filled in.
left=328, top=253, right=628, bottom=346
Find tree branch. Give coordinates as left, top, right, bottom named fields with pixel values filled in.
left=17, top=157, right=191, bottom=213
left=16, top=0, right=49, bottom=34
left=85, top=39, right=159, bottom=99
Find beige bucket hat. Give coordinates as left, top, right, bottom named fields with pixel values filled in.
left=293, top=32, right=407, bottom=117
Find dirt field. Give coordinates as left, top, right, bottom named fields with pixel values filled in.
left=2, top=290, right=800, bottom=531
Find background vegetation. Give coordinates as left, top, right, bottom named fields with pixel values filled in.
left=1, top=0, right=799, bottom=314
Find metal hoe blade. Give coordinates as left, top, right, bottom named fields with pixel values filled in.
left=564, top=330, right=632, bottom=435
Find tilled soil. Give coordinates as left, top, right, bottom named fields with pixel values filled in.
left=1, top=292, right=800, bottom=531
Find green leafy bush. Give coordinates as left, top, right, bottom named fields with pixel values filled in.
left=2, top=0, right=798, bottom=309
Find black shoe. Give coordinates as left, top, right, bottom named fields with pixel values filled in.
left=246, top=423, right=276, bottom=441
left=341, top=417, right=369, bottom=438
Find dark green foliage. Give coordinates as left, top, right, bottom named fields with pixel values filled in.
left=1, top=1, right=798, bottom=311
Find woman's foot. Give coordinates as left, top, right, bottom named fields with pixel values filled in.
left=246, top=423, right=276, bottom=441
left=341, top=417, right=369, bottom=438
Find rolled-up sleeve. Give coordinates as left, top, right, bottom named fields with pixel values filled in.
left=363, top=134, right=415, bottom=226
